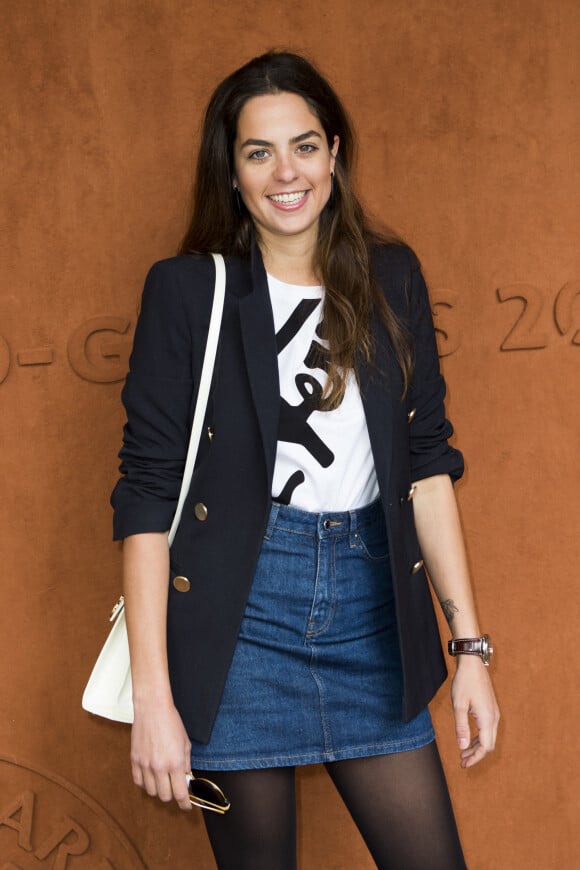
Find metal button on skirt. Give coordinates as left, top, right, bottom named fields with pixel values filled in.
left=189, top=499, right=434, bottom=770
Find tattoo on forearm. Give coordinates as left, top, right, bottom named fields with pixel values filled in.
left=441, top=599, right=459, bottom=625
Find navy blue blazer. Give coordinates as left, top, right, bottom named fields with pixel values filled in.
left=111, top=242, right=464, bottom=744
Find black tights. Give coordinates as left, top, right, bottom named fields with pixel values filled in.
left=195, top=742, right=467, bottom=870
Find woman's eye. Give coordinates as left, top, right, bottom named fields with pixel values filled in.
left=249, top=149, right=269, bottom=161
left=297, top=143, right=317, bottom=154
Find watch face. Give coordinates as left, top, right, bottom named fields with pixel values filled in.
left=482, top=635, right=494, bottom=665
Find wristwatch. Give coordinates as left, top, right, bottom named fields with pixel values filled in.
left=448, top=635, right=494, bottom=666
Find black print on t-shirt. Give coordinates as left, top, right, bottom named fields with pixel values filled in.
left=273, top=298, right=345, bottom=504
left=277, top=373, right=334, bottom=468
left=275, top=298, right=321, bottom=353
left=304, top=331, right=329, bottom=374
left=274, top=470, right=306, bottom=504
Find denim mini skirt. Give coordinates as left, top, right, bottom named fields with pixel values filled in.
left=189, top=499, right=434, bottom=771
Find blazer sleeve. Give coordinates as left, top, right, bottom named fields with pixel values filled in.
left=110, top=259, right=195, bottom=540
left=405, top=249, right=464, bottom=483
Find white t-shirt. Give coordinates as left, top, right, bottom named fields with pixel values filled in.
left=268, top=274, right=379, bottom=512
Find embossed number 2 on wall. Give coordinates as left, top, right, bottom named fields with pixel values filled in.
left=497, top=281, right=580, bottom=351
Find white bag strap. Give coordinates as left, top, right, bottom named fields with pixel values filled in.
left=168, top=253, right=226, bottom=547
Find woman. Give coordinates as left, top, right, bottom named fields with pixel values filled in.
left=112, top=51, right=499, bottom=869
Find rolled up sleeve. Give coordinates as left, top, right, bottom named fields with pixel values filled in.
left=111, top=260, right=194, bottom=540
left=406, top=252, right=464, bottom=483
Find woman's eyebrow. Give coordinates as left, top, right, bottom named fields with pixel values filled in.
left=291, top=130, right=322, bottom=144
left=239, top=130, right=322, bottom=149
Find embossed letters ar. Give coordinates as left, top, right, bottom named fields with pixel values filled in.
left=0, top=789, right=90, bottom=868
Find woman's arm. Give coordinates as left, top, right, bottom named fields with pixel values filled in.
left=411, top=473, right=500, bottom=768
left=111, top=260, right=221, bottom=809
left=123, top=532, right=192, bottom=810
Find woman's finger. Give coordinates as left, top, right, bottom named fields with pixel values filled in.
left=131, top=762, right=144, bottom=789
left=141, top=767, right=160, bottom=797
left=453, top=701, right=472, bottom=751
left=170, top=769, right=192, bottom=811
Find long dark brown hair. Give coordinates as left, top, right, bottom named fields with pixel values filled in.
left=179, top=51, right=413, bottom=405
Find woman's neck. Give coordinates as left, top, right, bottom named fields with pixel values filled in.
left=258, top=233, right=319, bottom=286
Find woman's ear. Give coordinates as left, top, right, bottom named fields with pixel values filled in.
left=330, top=135, right=339, bottom=171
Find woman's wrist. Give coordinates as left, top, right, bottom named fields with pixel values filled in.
left=448, top=634, right=494, bottom=667
left=131, top=675, right=175, bottom=710
left=132, top=695, right=176, bottom=716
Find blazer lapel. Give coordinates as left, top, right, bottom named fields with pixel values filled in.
left=238, top=243, right=280, bottom=484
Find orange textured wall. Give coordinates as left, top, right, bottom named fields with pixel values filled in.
left=1, top=1, right=579, bottom=867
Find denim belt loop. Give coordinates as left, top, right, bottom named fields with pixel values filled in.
left=348, top=507, right=359, bottom=546
left=264, top=502, right=282, bottom=539
left=348, top=508, right=359, bottom=533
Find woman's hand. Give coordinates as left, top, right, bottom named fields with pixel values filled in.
left=451, top=656, right=500, bottom=768
left=121, top=534, right=192, bottom=809
left=130, top=701, right=193, bottom=810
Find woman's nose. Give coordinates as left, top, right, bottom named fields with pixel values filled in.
left=273, top=154, right=298, bottom=182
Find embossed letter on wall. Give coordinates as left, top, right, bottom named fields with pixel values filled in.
left=0, top=757, right=145, bottom=869
left=0, top=318, right=134, bottom=387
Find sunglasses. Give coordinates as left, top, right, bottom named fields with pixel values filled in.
left=186, top=772, right=231, bottom=815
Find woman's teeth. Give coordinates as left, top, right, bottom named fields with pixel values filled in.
left=268, top=192, right=306, bottom=204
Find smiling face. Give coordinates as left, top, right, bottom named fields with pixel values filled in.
left=233, top=91, right=339, bottom=250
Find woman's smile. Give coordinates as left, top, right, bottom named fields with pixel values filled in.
left=267, top=190, right=309, bottom=209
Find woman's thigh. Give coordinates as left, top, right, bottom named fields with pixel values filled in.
left=195, top=766, right=297, bottom=870
left=325, top=743, right=467, bottom=870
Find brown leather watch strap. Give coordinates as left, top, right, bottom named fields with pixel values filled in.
left=448, top=635, right=493, bottom=666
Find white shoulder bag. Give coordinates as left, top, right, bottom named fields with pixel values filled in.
left=82, top=253, right=226, bottom=723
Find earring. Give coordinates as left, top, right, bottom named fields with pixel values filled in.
left=329, top=171, right=335, bottom=205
